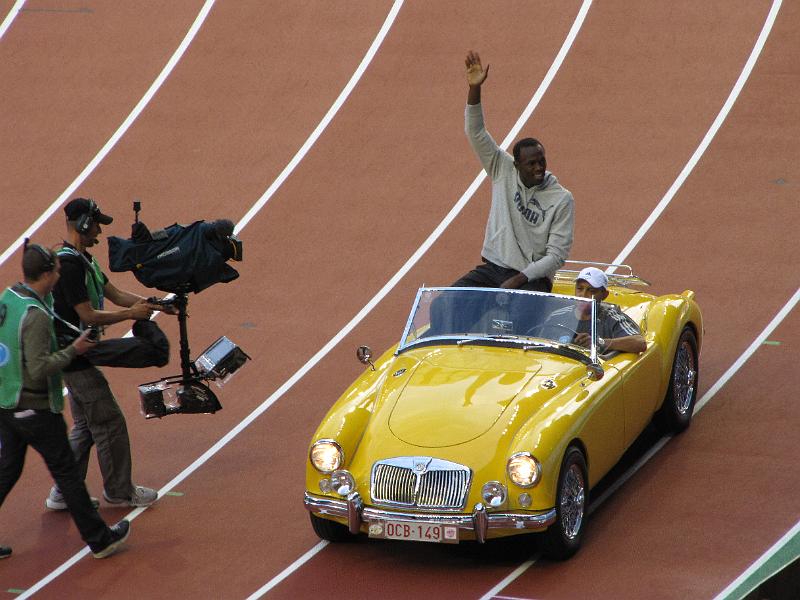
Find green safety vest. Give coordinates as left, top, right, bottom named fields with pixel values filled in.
left=58, top=246, right=104, bottom=311
left=0, top=287, right=64, bottom=412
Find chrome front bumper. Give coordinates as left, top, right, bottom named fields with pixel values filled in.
left=304, top=492, right=557, bottom=543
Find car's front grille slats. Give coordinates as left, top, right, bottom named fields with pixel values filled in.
left=374, top=463, right=415, bottom=504
left=371, top=457, right=471, bottom=510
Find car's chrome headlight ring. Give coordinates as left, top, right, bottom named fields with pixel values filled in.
left=481, top=481, right=507, bottom=507
left=507, top=452, right=542, bottom=488
left=309, top=439, right=344, bottom=473
left=330, top=470, right=356, bottom=496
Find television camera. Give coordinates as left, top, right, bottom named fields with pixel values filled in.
left=108, top=202, right=250, bottom=419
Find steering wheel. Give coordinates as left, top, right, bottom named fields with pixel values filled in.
left=526, top=322, right=579, bottom=339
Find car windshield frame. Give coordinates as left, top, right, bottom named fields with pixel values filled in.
left=396, top=287, right=602, bottom=365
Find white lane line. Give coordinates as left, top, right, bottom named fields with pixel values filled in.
left=608, top=0, right=783, bottom=271
left=242, top=2, right=593, bottom=597
left=712, top=518, right=800, bottom=600
left=18, top=1, right=405, bottom=595
left=478, top=559, right=540, bottom=600
left=233, top=0, right=404, bottom=236
left=0, top=0, right=217, bottom=269
left=244, top=542, right=329, bottom=600
left=480, top=2, right=785, bottom=597
left=0, top=0, right=26, bottom=40
left=695, top=287, right=799, bottom=413
left=488, top=287, right=798, bottom=600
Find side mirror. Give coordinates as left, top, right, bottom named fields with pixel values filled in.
left=356, top=345, right=375, bottom=371
left=586, top=362, right=604, bottom=381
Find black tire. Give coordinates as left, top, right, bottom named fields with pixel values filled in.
left=542, top=446, right=588, bottom=560
left=655, top=327, right=699, bottom=434
left=309, top=513, right=356, bottom=542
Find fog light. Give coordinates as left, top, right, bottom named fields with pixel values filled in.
left=330, top=470, right=355, bottom=496
left=518, top=493, right=532, bottom=508
left=318, top=478, right=332, bottom=493
left=481, top=481, right=507, bottom=507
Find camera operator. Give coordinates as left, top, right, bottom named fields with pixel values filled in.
left=0, top=242, right=130, bottom=559
left=45, top=198, right=174, bottom=511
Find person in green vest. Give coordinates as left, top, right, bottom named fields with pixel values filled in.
left=0, top=242, right=130, bottom=559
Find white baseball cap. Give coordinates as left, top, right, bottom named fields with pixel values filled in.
left=577, top=267, right=608, bottom=289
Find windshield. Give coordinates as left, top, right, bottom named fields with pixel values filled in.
left=398, top=287, right=598, bottom=355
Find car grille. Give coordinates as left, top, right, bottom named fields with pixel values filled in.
left=371, top=457, right=472, bottom=510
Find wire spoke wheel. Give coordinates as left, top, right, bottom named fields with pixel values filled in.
left=673, top=339, right=697, bottom=415
left=560, top=464, right=585, bottom=539
left=544, top=446, right=588, bottom=560
left=655, top=327, right=699, bottom=434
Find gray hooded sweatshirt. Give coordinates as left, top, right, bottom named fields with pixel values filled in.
left=466, top=103, right=574, bottom=281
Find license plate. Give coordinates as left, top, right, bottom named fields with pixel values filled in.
left=368, top=521, right=459, bottom=544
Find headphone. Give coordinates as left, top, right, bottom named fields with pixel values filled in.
left=75, top=200, right=98, bottom=234
left=23, top=239, right=56, bottom=272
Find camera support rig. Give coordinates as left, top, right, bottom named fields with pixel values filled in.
left=115, top=200, right=249, bottom=419
left=138, top=286, right=250, bottom=419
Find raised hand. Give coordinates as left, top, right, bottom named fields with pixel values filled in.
left=465, top=50, right=489, bottom=87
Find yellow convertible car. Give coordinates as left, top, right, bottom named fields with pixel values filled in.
left=304, top=264, right=702, bottom=559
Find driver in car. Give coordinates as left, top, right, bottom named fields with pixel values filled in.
left=543, top=267, right=646, bottom=355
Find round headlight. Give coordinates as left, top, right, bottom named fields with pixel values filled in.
left=507, top=452, right=542, bottom=488
left=309, top=439, right=343, bottom=473
left=481, top=481, right=507, bottom=507
left=330, top=470, right=356, bottom=496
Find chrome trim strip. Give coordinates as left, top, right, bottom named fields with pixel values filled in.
left=347, top=491, right=363, bottom=534
left=398, top=287, right=427, bottom=349
left=564, top=259, right=634, bottom=276
left=555, top=260, right=651, bottom=288
left=590, top=298, right=598, bottom=364
left=304, top=492, right=557, bottom=538
left=473, top=502, right=488, bottom=543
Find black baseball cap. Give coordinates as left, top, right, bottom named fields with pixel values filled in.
left=64, top=198, right=113, bottom=225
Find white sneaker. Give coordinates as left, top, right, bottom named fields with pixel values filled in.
left=45, top=486, right=100, bottom=511
left=103, top=485, right=158, bottom=507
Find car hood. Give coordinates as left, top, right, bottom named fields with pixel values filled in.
left=386, top=347, right=542, bottom=447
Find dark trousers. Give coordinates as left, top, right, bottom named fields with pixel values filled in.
left=0, top=409, right=112, bottom=552
left=430, top=261, right=552, bottom=335
left=451, top=260, right=553, bottom=292
left=85, top=319, right=169, bottom=369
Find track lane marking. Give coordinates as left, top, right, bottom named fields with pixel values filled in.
left=479, top=559, right=540, bottom=600
left=0, top=0, right=26, bottom=40
left=16, top=1, right=405, bottom=596
left=233, top=0, right=404, bottom=237
left=244, top=542, right=328, bottom=600
left=22, top=0, right=787, bottom=595
left=608, top=0, right=783, bottom=272
left=484, top=286, right=799, bottom=599
left=712, top=518, right=800, bottom=600
left=483, top=2, right=786, bottom=595
left=241, top=1, right=594, bottom=596
left=0, top=0, right=217, bottom=269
